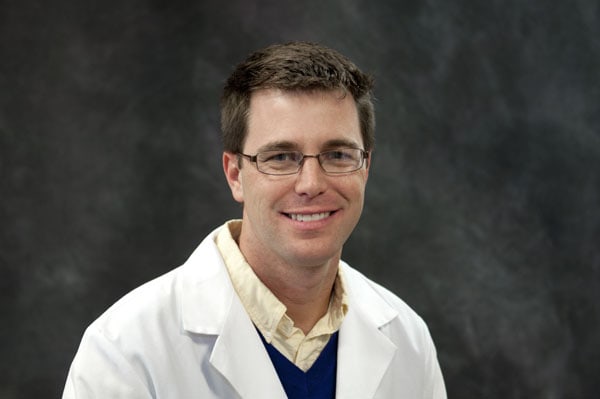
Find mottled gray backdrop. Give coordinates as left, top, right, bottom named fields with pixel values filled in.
left=1, top=0, right=599, bottom=398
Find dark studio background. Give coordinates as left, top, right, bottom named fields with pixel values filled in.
left=1, top=0, right=599, bottom=398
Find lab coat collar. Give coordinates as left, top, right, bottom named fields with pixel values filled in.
left=180, top=229, right=231, bottom=335
left=179, top=228, right=400, bottom=398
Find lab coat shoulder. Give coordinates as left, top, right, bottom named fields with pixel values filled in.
left=63, top=228, right=281, bottom=399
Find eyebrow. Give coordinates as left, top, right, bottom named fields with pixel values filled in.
left=256, top=141, right=298, bottom=152
left=256, top=138, right=362, bottom=153
left=321, top=139, right=362, bottom=150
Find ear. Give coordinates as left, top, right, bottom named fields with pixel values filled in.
left=364, top=151, right=372, bottom=178
left=223, top=152, right=244, bottom=203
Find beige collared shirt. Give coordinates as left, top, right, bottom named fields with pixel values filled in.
left=215, top=220, right=348, bottom=371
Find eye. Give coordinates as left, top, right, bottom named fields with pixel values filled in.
left=322, top=149, right=356, bottom=161
left=260, top=151, right=301, bottom=163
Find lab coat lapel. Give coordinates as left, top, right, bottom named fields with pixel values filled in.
left=209, top=294, right=287, bottom=398
left=336, top=305, right=397, bottom=398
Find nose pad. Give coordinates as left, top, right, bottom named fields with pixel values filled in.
left=295, top=156, right=327, bottom=197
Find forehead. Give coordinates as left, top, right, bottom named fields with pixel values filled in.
left=245, top=89, right=362, bottom=151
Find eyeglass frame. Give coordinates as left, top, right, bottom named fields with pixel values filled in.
left=237, top=148, right=370, bottom=176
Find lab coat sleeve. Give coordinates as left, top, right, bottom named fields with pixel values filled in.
left=62, top=326, right=153, bottom=399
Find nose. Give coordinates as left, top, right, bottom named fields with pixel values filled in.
left=294, top=156, right=327, bottom=198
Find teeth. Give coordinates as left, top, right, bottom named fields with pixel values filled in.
left=289, top=212, right=331, bottom=222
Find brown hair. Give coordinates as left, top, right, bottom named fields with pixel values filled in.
left=220, top=41, right=375, bottom=153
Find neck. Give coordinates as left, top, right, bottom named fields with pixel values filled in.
left=244, top=252, right=340, bottom=334
left=262, top=261, right=339, bottom=334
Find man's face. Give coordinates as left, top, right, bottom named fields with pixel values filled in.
left=223, top=89, right=370, bottom=270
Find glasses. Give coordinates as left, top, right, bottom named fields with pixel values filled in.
left=238, top=148, right=369, bottom=176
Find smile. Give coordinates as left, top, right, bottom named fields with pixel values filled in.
left=287, top=212, right=332, bottom=222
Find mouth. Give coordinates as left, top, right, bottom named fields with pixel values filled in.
left=285, top=211, right=333, bottom=222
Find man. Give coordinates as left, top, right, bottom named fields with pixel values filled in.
left=63, top=41, right=446, bottom=398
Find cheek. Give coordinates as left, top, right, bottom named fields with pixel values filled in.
left=242, top=176, right=275, bottom=212
left=237, top=170, right=267, bottom=204
left=339, top=174, right=368, bottom=200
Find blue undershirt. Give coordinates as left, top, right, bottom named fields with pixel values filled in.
left=258, top=330, right=339, bottom=399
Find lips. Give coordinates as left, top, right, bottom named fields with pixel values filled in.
left=286, top=212, right=332, bottom=222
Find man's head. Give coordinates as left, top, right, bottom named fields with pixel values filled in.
left=220, top=41, right=375, bottom=154
left=221, top=42, right=374, bottom=272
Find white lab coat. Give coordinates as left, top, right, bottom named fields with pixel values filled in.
left=63, top=226, right=446, bottom=398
